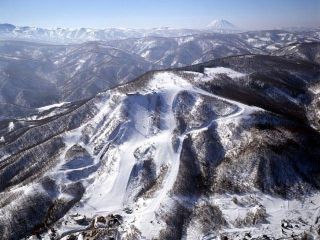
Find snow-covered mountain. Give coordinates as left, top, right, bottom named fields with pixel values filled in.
left=0, top=40, right=157, bottom=115
left=0, top=22, right=241, bottom=44
left=0, top=23, right=204, bottom=43
left=272, top=42, right=320, bottom=64
left=1, top=29, right=319, bottom=120
left=0, top=55, right=320, bottom=239
left=206, top=19, right=237, bottom=29
left=2, top=22, right=319, bottom=44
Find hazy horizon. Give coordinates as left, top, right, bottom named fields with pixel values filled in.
left=0, top=0, right=319, bottom=30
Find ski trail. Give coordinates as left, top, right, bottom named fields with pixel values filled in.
left=133, top=73, right=262, bottom=237
left=58, top=70, right=263, bottom=238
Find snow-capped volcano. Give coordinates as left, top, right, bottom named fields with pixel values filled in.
left=207, top=19, right=237, bottom=29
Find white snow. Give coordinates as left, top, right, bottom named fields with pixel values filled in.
left=206, top=19, right=236, bottom=29
left=288, top=45, right=297, bottom=51
left=48, top=70, right=263, bottom=239
left=8, top=122, right=14, bottom=132
left=37, top=69, right=297, bottom=240
left=37, top=102, right=69, bottom=112
left=246, top=38, right=256, bottom=43
left=203, top=67, right=246, bottom=80
left=141, top=50, right=150, bottom=58
left=203, top=192, right=320, bottom=239
left=75, top=59, right=86, bottom=71
left=266, top=45, right=279, bottom=51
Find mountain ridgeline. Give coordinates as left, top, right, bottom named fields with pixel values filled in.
left=0, top=51, right=320, bottom=239
left=0, top=23, right=320, bottom=239
left=0, top=28, right=319, bottom=120
left=0, top=20, right=239, bottom=43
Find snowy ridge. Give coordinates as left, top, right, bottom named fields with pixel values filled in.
left=1, top=63, right=320, bottom=239
left=34, top=69, right=260, bottom=238
left=0, top=23, right=203, bottom=43
left=35, top=69, right=311, bottom=239
left=1, top=29, right=319, bottom=116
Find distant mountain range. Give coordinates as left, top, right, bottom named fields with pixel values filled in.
left=0, top=28, right=319, bottom=120
left=0, top=20, right=242, bottom=43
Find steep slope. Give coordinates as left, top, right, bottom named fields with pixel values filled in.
left=179, top=54, right=320, bottom=129
left=0, top=41, right=66, bottom=111
left=55, top=42, right=157, bottom=101
left=0, top=55, right=320, bottom=239
left=0, top=103, right=37, bottom=121
left=272, top=42, right=320, bottom=64
left=0, top=40, right=156, bottom=111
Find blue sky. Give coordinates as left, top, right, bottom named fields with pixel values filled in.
left=0, top=0, right=319, bottom=29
